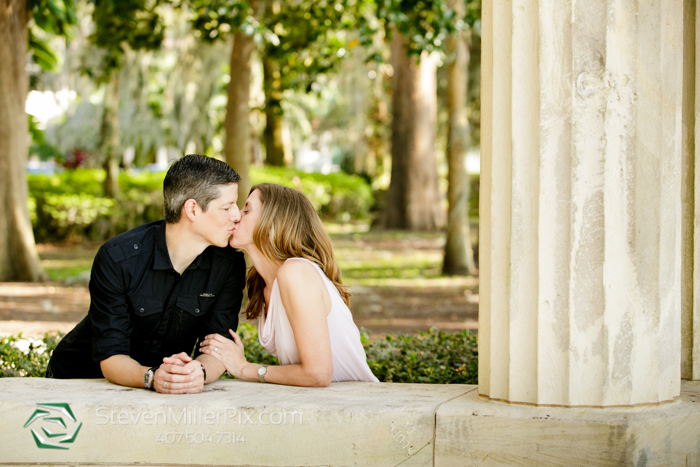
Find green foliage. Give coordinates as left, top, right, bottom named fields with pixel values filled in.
left=36, top=194, right=114, bottom=240
left=363, top=328, right=478, bottom=384
left=0, top=332, right=64, bottom=378
left=109, top=187, right=165, bottom=235
left=28, top=169, right=105, bottom=195
left=358, top=0, right=481, bottom=61
left=29, top=171, right=112, bottom=241
left=225, top=324, right=479, bottom=384
left=28, top=0, right=78, bottom=72
left=262, top=1, right=362, bottom=94
left=28, top=170, right=165, bottom=241
left=28, top=114, right=62, bottom=160
left=469, top=173, right=479, bottom=219
left=28, top=29, right=60, bottom=72
left=464, top=0, right=481, bottom=27
left=237, top=323, right=280, bottom=366
left=30, top=0, right=78, bottom=36
left=375, top=0, right=455, bottom=56
left=119, top=171, right=166, bottom=191
left=250, top=166, right=374, bottom=221
left=27, top=167, right=373, bottom=241
left=191, top=0, right=363, bottom=126
left=85, top=0, right=166, bottom=79
left=229, top=324, right=479, bottom=384
left=1, top=327, right=478, bottom=384
left=189, top=0, right=257, bottom=41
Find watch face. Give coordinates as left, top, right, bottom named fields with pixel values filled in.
left=257, top=365, right=267, bottom=383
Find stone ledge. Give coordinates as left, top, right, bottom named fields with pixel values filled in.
left=0, top=379, right=698, bottom=466
left=435, top=381, right=700, bottom=466
left=0, top=378, right=473, bottom=467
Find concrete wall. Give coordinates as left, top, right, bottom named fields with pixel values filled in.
left=1, top=378, right=698, bottom=466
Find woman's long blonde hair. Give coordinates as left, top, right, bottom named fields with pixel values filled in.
left=244, top=183, right=351, bottom=320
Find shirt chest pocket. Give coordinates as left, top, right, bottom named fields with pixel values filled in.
left=168, top=295, right=213, bottom=341
left=175, top=295, right=215, bottom=318
left=131, top=298, right=163, bottom=318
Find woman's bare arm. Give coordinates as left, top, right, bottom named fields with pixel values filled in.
left=200, top=260, right=334, bottom=387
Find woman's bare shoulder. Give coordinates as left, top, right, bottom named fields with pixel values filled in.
left=277, top=259, right=322, bottom=286
left=276, top=259, right=328, bottom=312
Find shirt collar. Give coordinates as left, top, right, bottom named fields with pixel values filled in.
left=153, top=222, right=173, bottom=270
left=192, top=248, right=212, bottom=270
left=153, top=222, right=212, bottom=271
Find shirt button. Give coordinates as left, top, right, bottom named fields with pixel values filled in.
left=139, top=308, right=145, bottom=313
left=133, top=244, right=139, bottom=250
left=195, top=309, right=200, bottom=314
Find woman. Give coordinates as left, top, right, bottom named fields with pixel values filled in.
left=199, top=183, right=379, bottom=386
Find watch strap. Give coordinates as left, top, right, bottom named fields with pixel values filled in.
left=258, top=365, right=268, bottom=383
left=145, top=366, right=159, bottom=390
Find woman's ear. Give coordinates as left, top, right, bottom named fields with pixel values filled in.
left=182, top=198, right=199, bottom=222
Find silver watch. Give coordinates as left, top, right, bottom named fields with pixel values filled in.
left=257, top=365, right=268, bottom=383
left=144, top=366, right=158, bottom=390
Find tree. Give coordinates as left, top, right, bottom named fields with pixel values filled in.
left=225, top=13, right=259, bottom=202
left=0, top=0, right=76, bottom=282
left=191, top=0, right=361, bottom=199
left=85, top=0, right=165, bottom=197
left=190, top=0, right=261, bottom=204
left=262, top=50, right=287, bottom=166
left=383, top=33, right=443, bottom=229
left=260, top=0, right=359, bottom=167
left=368, top=0, right=455, bottom=230
left=442, top=0, right=479, bottom=275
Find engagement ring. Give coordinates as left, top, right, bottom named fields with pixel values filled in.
left=214, top=347, right=218, bottom=352
left=164, top=381, right=168, bottom=389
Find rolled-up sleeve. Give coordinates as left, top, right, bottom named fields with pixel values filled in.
left=196, top=252, right=246, bottom=350
left=89, top=247, right=132, bottom=362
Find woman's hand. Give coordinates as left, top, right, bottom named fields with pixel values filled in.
left=199, top=330, right=248, bottom=379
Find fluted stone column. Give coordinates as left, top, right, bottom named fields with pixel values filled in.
left=682, top=0, right=700, bottom=382
left=480, top=0, right=684, bottom=406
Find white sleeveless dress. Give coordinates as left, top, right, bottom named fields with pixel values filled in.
left=257, top=258, right=379, bottom=383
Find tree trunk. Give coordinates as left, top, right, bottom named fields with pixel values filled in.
left=225, top=28, right=256, bottom=207
left=442, top=5, right=477, bottom=276
left=382, top=32, right=444, bottom=230
left=101, top=70, right=120, bottom=198
left=262, top=55, right=287, bottom=167
left=0, top=0, right=45, bottom=281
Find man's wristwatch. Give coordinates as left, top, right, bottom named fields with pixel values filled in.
left=258, top=365, right=268, bottom=383
left=144, top=366, right=159, bottom=390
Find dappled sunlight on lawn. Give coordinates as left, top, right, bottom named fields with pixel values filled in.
left=37, top=243, right=99, bottom=282
left=6, top=226, right=478, bottom=336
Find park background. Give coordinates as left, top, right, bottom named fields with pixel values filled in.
left=0, top=0, right=482, bottom=383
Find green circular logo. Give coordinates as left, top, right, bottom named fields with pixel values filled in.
left=24, top=403, right=82, bottom=450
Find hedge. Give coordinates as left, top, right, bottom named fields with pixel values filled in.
left=0, top=324, right=477, bottom=385
left=28, top=166, right=374, bottom=242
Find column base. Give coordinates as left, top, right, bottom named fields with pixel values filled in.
left=436, top=381, right=700, bottom=466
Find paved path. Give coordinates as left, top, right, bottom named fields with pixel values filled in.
left=0, top=282, right=478, bottom=339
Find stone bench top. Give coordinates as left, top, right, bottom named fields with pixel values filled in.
left=0, top=378, right=698, bottom=466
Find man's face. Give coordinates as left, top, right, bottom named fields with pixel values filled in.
left=195, top=183, right=241, bottom=247
left=230, top=188, right=262, bottom=251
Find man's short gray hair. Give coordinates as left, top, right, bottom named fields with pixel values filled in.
left=163, top=154, right=241, bottom=223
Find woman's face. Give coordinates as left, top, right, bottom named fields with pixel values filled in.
left=230, top=189, right=262, bottom=251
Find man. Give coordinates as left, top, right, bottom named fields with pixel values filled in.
left=46, top=154, right=246, bottom=394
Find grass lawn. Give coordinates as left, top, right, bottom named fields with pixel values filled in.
left=37, top=243, right=100, bottom=282
left=33, top=223, right=479, bottom=335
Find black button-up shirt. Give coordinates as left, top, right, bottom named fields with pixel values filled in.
left=47, top=221, right=246, bottom=379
